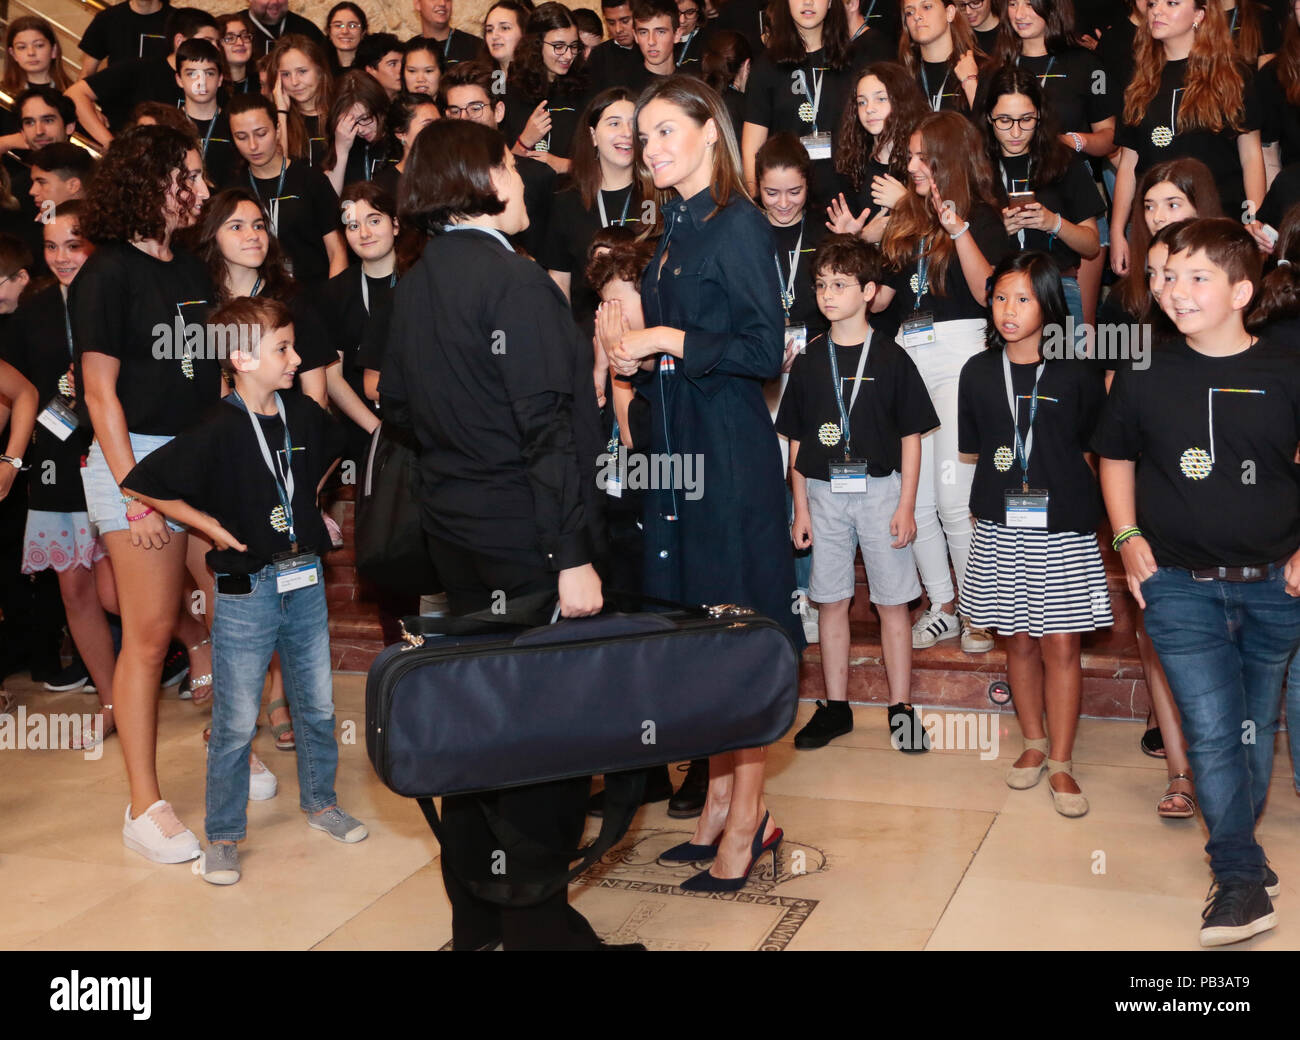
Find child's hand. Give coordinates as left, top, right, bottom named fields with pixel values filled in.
left=334, top=102, right=366, bottom=145
left=129, top=510, right=171, bottom=550
left=931, top=184, right=965, bottom=235
left=826, top=193, right=869, bottom=235
left=205, top=519, right=248, bottom=553
left=890, top=505, right=916, bottom=548
left=871, top=173, right=907, bottom=213
left=272, top=76, right=289, bottom=115
left=521, top=100, right=552, bottom=150
left=954, top=49, right=978, bottom=88
left=597, top=301, right=638, bottom=377
left=791, top=510, right=812, bottom=549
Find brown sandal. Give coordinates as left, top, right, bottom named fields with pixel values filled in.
left=1158, top=773, right=1196, bottom=819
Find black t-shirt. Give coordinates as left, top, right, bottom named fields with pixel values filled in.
left=5, top=286, right=93, bottom=512
left=884, top=201, right=1011, bottom=323
left=1096, top=17, right=1137, bottom=107
left=513, top=153, right=556, bottom=261
left=247, top=159, right=339, bottom=285
left=300, top=113, right=329, bottom=169
left=1091, top=337, right=1300, bottom=568
left=69, top=242, right=220, bottom=436
left=79, top=1, right=172, bottom=65
left=675, top=27, right=709, bottom=73
left=541, top=183, right=644, bottom=331
left=501, top=84, right=583, bottom=158
left=973, top=25, right=1001, bottom=57
left=190, top=109, right=238, bottom=189
left=1116, top=58, right=1262, bottom=220
left=1013, top=48, right=1115, bottom=133
left=958, top=350, right=1105, bottom=532
left=584, top=39, right=643, bottom=92
left=242, top=10, right=326, bottom=58
left=776, top=330, right=938, bottom=481
left=430, top=28, right=489, bottom=66
left=122, top=392, right=345, bottom=574
left=771, top=215, right=828, bottom=332
left=995, top=152, right=1105, bottom=270
left=318, top=264, right=390, bottom=419
left=914, top=58, right=968, bottom=114
left=1258, top=60, right=1300, bottom=167
left=87, top=56, right=184, bottom=131
left=282, top=290, right=337, bottom=377
left=1258, top=162, right=1300, bottom=228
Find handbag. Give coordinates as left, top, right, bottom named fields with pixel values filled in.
left=353, top=422, right=441, bottom=596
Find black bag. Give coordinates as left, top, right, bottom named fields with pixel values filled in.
left=365, top=604, right=800, bottom=799
left=354, top=423, right=440, bottom=596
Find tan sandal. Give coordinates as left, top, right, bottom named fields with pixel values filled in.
left=1006, top=736, right=1049, bottom=789
left=1046, top=759, right=1089, bottom=818
left=185, top=638, right=213, bottom=706
left=1158, top=772, right=1197, bottom=819
left=267, top=697, right=295, bottom=751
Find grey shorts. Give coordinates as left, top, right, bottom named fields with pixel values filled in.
left=82, top=434, right=186, bottom=537
left=806, top=474, right=922, bottom=606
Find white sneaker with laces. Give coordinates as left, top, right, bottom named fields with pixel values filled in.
left=912, top=607, right=959, bottom=649
left=122, top=800, right=200, bottom=863
left=248, top=752, right=278, bottom=801
left=960, top=617, right=995, bottom=653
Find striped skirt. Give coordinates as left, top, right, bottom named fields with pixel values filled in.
left=960, top=519, right=1114, bottom=637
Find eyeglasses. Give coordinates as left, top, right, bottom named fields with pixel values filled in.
left=546, top=41, right=583, bottom=56
left=679, top=7, right=700, bottom=17
left=223, top=31, right=253, bottom=43
left=814, top=279, right=858, bottom=293
left=954, top=1, right=985, bottom=9
left=990, top=113, right=1039, bottom=130
left=444, top=101, right=489, bottom=117
left=330, top=20, right=363, bottom=30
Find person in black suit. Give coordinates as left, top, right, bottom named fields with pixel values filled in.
left=241, top=0, right=327, bottom=58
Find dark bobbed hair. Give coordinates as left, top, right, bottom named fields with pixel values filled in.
left=983, top=250, right=1068, bottom=353
left=767, top=0, right=851, bottom=68
left=570, top=86, right=638, bottom=208
left=755, top=132, right=812, bottom=189
left=835, top=62, right=928, bottom=189
left=340, top=179, right=424, bottom=275
left=82, top=125, right=196, bottom=244
left=1248, top=202, right=1300, bottom=330
left=323, top=69, right=393, bottom=174
left=400, top=119, right=509, bottom=231
left=324, top=2, right=369, bottom=37
left=976, top=63, right=1072, bottom=203
left=193, top=187, right=294, bottom=304
left=810, top=233, right=884, bottom=287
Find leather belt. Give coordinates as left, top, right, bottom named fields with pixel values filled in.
left=1189, top=560, right=1284, bottom=583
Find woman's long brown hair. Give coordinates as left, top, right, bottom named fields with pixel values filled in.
left=1275, top=1, right=1300, bottom=105
left=897, top=0, right=982, bottom=113
left=1123, top=1, right=1245, bottom=135
left=880, top=109, right=995, bottom=295
left=264, top=34, right=336, bottom=161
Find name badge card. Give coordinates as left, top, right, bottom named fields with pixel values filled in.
left=800, top=132, right=832, bottom=161
left=902, top=311, right=936, bottom=348
left=37, top=397, right=79, bottom=442
left=829, top=459, right=869, bottom=494
left=275, top=552, right=320, bottom=593
left=784, top=323, right=808, bottom=355
left=1004, top=490, right=1049, bottom=529
left=605, top=443, right=622, bottom=499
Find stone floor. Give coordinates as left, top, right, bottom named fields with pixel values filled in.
left=3, top=673, right=1299, bottom=952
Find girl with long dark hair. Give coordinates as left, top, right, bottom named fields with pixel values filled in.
left=484, top=0, right=530, bottom=73
left=2, top=16, right=71, bottom=94
left=324, top=1, right=368, bottom=73
left=897, top=0, right=981, bottom=114
left=372, top=92, right=441, bottom=197
left=267, top=33, right=336, bottom=167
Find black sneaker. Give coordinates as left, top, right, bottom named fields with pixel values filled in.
left=793, top=701, right=854, bottom=749
left=161, top=643, right=189, bottom=689
left=666, top=758, right=709, bottom=819
left=888, top=703, right=931, bottom=754
left=43, top=658, right=94, bottom=693
left=1200, top=880, right=1277, bottom=947
left=1265, top=865, right=1281, bottom=899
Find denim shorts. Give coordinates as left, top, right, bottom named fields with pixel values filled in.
left=82, top=434, right=187, bottom=537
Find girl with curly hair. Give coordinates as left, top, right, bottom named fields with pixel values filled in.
left=70, top=125, right=217, bottom=864
left=502, top=2, right=589, bottom=174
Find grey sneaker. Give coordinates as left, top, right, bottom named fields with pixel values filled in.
left=308, top=806, right=368, bottom=843
left=198, top=842, right=240, bottom=885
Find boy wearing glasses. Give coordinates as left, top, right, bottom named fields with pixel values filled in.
left=777, top=235, right=938, bottom=752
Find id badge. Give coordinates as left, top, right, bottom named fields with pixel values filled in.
left=784, top=323, right=808, bottom=355
left=800, top=132, right=832, bottom=161
left=605, top=442, right=623, bottom=499
left=902, top=311, right=936, bottom=348
left=37, top=397, right=79, bottom=441
left=829, top=459, right=868, bottom=494
left=1004, top=489, right=1049, bottom=529
left=274, top=552, right=320, bottom=593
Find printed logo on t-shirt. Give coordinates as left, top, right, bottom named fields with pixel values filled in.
left=818, top=422, right=841, bottom=447
left=993, top=445, right=1014, bottom=472
left=1178, top=387, right=1267, bottom=481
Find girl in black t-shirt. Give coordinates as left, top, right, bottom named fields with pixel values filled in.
left=503, top=3, right=591, bottom=174
left=1223, top=0, right=1280, bottom=66
left=874, top=110, right=1009, bottom=654
left=897, top=0, right=982, bottom=115
left=1258, top=3, right=1300, bottom=175
left=827, top=61, right=928, bottom=245
left=71, top=126, right=220, bottom=864
left=402, top=36, right=445, bottom=98
left=373, top=92, right=441, bottom=197
left=321, top=70, right=391, bottom=194
left=323, top=2, right=368, bottom=73
left=484, top=0, right=528, bottom=74
left=215, top=14, right=260, bottom=96
left=1, top=16, right=72, bottom=96
left=268, top=34, right=335, bottom=167
left=756, top=133, right=828, bottom=336
left=957, top=251, right=1111, bottom=818
left=741, top=0, right=856, bottom=206
left=978, top=65, right=1102, bottom=324
left=1112, top=1, right=1264, bottom=275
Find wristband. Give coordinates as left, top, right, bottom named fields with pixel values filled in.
left=126, top=506, right=155, bottom=522
left=949, top=220, right=970, bottom=240
left=1051, top=213, right=1063, bottom=236
left=1112, top=526, right=1141, bottom=551
left=277, top=109, right=290, bottom=115
left=1069, top=131, right=1084, bottom=152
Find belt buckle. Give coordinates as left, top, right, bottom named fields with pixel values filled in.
left=1191, top=569, right=1215, bottom=582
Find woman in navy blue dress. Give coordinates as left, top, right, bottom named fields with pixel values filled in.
left=599, top=75, right=801, bottom=892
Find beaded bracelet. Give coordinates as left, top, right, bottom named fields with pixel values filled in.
left=1112, top=525, right=1142, bottom=551
left=126, top=506, right=155, bottom=522
left=949, top=221, right=970, bottom=241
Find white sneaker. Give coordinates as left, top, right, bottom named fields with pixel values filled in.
left=798, top=593, right=820, bottom=644
left=912, top=607, right=959, bottom=649
left=960, top=617, right=995, bottom=653
left=122, top=800, right=200, bottom=863
left=248, top=752, right=278, bottom=801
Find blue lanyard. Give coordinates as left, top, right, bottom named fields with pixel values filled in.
left=230, top=390, right=297, bottom=547
left=914, top=237, right=930, bottom=310
left=444, top=31, right=453, bottom=58
left=360, top=268, right=397, bottom=314
left=676, top=30, right=696, bottom=64
left=1015, top=52, right=1056, bottom=87
left=250, top=154, right=287, bottom=205
left=199, top=108, right=219, bottom=156
left=920, top=63, right=950, bottom=112
left=597, top=186, right=633, bottom=227
left=826, top=335, right=871, bottom=457
left=1003, top=351, right=1045, bottom=490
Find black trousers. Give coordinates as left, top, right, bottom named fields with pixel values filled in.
left=425, top=533, right=601, bottom=951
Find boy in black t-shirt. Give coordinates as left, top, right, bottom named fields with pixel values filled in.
left=1094, top=218, right=1300, bottom=947
left=122, top=298, right=368, bottom=886
left=174, top=39, right=237, bottom=190
left=777, top=235, right=938, bottom=753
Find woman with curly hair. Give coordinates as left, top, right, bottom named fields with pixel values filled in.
left=502, top=2, right=589, bottom=174
left=267, top=33, right=336, bottom=167
left=69, top=125, right=216, bottom=864
left=827, top=61, right=928, bottom=245
left=1111, top=0, right=1264, bottom=275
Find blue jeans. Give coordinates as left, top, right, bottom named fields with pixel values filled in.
left=206, top=561, right=338, bottom=841
left=1142, top=565, right=1300, bottom=882
left=1284, top=649, right=1300, bottom=792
